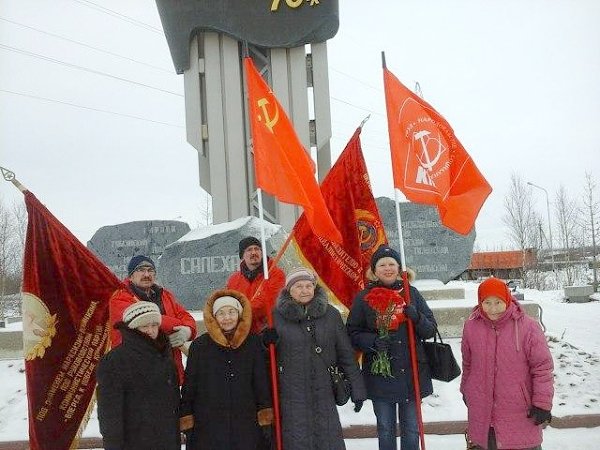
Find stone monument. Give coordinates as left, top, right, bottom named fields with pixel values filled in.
left=376, top=197, right=475, bottom=282
left=159, top=216, right=287, bottom=310
left=87, top=220, right=190, bottom=279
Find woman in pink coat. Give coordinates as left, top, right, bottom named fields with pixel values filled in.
left=461, top=278, right=554, bottom=450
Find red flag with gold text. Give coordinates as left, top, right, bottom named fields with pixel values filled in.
left=383, top=68, right=492, bottom=235
left=292, top=128, right=387, bottom=310
left=21, top=191, right=122, bottom=450
left=244, top=57, right=342, bottom=243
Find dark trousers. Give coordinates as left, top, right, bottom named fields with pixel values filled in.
left=372, top=400, right=419, bottom=450
left=471, top=427, right=543, bottom=450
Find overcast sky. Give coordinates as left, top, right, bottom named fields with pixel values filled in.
left=1, top=0, right=598, bottom=251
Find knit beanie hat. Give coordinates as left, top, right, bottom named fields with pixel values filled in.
left=285, top=267, right=317, bottom=291
left=478, top=277, right=512, bottom=306
left=127, top=255, right=155, bottom=276
left=238, top=237, right=261, bottom=258
left=212, top=295, right=243, bottom=315
left=123, top=301, right=161, bottom=329
left=370, top=245, right=402, bottom=272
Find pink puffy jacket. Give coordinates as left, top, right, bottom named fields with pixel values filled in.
left=461, top=302, right=554, bottom=449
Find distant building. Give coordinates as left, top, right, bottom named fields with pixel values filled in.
left=462, top=249, right=537, bottom=280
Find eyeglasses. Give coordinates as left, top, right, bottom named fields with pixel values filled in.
left=215, top=309, right=239, bottom=318
left=134, top=267, right=156, bottom=274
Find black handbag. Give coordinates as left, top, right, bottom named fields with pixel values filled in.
left=328, top=365, right=352, bottom=406
left=308, top=323, right=351, bottom=406
left=423, top=328, right=461, bottom=382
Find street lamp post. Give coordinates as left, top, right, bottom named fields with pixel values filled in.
left=527, top=182, right=556, bottom=275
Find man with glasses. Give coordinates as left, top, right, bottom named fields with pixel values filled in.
left=226, top=237, right=285, bottom=334
left=110, top=255, right=197, bottom=384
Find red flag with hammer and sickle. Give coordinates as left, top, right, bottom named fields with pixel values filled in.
left=244, top=57, right=341, bottom=243
left=291, top=127, right=387, bottom=310
left=383, top=68, right=492, bottom=235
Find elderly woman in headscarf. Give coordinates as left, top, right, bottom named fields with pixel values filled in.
left=97, top=301, right=181, bottom=450
left=180, top=289, right=273, bottom=450
left=265, top=267, right=366, bottom=450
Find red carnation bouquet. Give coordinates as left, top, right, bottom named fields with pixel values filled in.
left=365, top=287, right=406, bottom=377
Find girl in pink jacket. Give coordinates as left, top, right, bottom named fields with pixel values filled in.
left=461, top=278, right=554, bottom=450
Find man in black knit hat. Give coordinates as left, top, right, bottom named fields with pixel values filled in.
left=226, top=236, right=285, bottom=334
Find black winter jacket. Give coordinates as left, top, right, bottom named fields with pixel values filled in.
left=273, top=286, right=366, bottom=450
left=180, top=289, right=272, bottom=450
left=346, top=281, right=437, bottom=402
left=96, top=326, right=180, bottom=450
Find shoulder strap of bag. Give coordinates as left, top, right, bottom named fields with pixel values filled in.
left=306, top=319, right=337, bottom=375
left=428, top=326, right=445, bottom=344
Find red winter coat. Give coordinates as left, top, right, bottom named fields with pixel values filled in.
left=460, top=302, right=554, bottom=449
left=226, top=263, right=285, bottom=334
left=110, top=280, right=197, bottom=384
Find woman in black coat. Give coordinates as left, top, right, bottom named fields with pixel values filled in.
left=346, top=246, right=437, bottom=450
left=97, top=301, right=181, bottom=450
left=268, top=268, right=367, bottom=450
left=180, top=289, right=273, bottom=450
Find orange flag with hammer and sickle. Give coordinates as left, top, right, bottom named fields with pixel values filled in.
left=383, top=67, right=492, bottom=235
left=244, top=57, right=341, bottom=243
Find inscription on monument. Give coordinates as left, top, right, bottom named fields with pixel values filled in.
left=376, top=197, right=475, bottom=282
left=160, top=217, right=286, bottom=311
left=87, top=220, right=190, bottom=279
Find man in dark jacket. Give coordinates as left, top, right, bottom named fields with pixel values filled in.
left=110, top=255, right=197, bottom=384
left=97, top=301, right=181, bottom=450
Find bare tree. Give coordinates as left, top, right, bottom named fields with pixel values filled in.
left=0, top=197, right=17, bottom=321
left=554, top=185, right=581, bottom=286
left=196, top=190, right=213, bottom=228
left=582, top=172, right=599, bottom=291
left=503, top=173, right=540, bottom=287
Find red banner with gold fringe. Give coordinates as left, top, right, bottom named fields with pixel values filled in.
left=22, top=191, right=122, bottom=450
left=292, top=127, right=387, bottom=310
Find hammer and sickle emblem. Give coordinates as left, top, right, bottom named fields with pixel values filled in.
left=257, top=98, right=279, bottom=133
left=413, top=130, right=445, bottom=171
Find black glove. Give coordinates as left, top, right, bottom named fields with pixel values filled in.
left=353, top=399, right=364, bottom=413
left=262, top=327, right=279, bottom=346
left=373, top=335, right=391, bottom=353
left=261, top=425, right=273, bottom=447
left=528, top=406, right=552, bottom=425
left=404, top=304, right=420, bottom=322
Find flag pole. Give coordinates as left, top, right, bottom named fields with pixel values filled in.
left=1, top=166, right=28, bottom=193
left=257, top=183, right=283, bottom=450
left=383, top=50, right=426, bottom=449
left=243, top=45, right=282, bottom=449
left=394, top=189, right=426, bottom=450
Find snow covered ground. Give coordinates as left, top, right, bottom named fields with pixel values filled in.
left=1, top=283, right=599, bottom=448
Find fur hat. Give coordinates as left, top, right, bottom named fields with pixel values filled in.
left=127, top=255, right=155, bottom=276
left=370, top=245, right=402, bottom=272
left=285, top=267, right=317, bottom=291
left=212, top=295, right=243, bottom=315
left=238, top=236, right=261, bottom=258
left=478, top=277, right=512, bottom=306
left=123, top=301, right=161, bottom=329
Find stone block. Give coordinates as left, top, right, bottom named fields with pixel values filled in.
left=159, top=217, right=287, bottom=311
left=564, top=285, right=594, bottom=303
left=419, top=288, right=465, bottom=301
left=430, top=302, right=542, bottom=338
left=376, top=197, right=475, bottom=283
left=87, top=220, right=190, bottom=279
